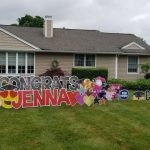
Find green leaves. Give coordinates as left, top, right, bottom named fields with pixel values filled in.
left=140, top=63, right=150, bottom=73
left=108, top=79, right=150, bottom=90
left=72, top=68, right=108, bottom=80
left=17, top=14, right=44, bottom=27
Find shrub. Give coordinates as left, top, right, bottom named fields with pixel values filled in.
left=40, top=60, right=65, bottom=77
left=108, top=79, right=150, bottom=90
left=140, top=63, right=150, bottom=73
left=40, top=68, right=64, bottom=77
left=144, top=73, right=150, bottom=79
left=72, top=68, right=108, bottom=80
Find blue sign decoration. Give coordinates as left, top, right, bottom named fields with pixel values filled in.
left=119, top=89, right=129, bottom=100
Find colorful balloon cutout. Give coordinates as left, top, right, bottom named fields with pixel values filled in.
left=93, top=77, right=103, bottom=92
left=81, top=79, right=94, bottom=91
left=76, top=93, right=85, bottom=105
left=92, top=89, right=98, bottom=98
left=78, top=86, right=85, bottom=95
left=105, top=86, right=115, bottom=101
left=109, top=84, right=122, bottom=99
left=83, top=95, right=94, bottom=106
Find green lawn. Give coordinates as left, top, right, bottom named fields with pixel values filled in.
left=0, top=100, right=150, bottom=150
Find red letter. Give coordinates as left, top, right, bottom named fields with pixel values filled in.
left=57, top=89, right=70, bottom=106
left=12, top=91, right=22, bottom=109
left=33, top=90, right=46, bottom=107
left=45, top=89, right=58, bottom=106
left=23, top=90, right=33, bottom=108
left=67, top=91, right=78, bottom=106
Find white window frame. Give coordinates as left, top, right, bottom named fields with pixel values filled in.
left=8, top=52, right=17, bottom=74
left=27, top=53, right=35, bottom=74
left=18, top=52, right=26, bottom=74
left=73, top=54, right=96, bottom=68
left=127, top=55, right=139, bottom=74
left=0, top=52, right=35, bottom=76
left=0, top=52, right=6, bottom=74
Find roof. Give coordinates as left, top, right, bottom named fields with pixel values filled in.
left=0, top=25, right=150, bottom=55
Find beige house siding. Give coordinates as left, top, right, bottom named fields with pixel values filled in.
left=96, top=55, right=116, bottom=79
left=35, top=53, right=116, bottom=79
left=35, top=53, right=150, bottom=80
left=0, top=30, right=35, bottom=50
left=118, top=55, right=150, bottom=80
left=35, top=53, right=73, bottom=75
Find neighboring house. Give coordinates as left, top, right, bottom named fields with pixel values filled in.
left=0, top=16, right=150, bottom=80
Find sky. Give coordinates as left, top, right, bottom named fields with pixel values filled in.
left=0, top=0, right=150, bottom=44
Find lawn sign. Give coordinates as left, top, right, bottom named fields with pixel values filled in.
left=0, top=76, right=148, bottom=109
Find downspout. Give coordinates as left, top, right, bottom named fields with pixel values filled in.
left=115, top=54, right=118, bottom=79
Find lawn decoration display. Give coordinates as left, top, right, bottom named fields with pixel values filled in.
left=0, top=75, right=146, bottom=109
left=0, top=85, right=19, bottom=108
left=119, top=89, right=129, bottom=100
left=109, top=84, right=122, bottom=99
left=133, top=89, right=145, bottom=100
left=145, top=90, right=150, bottom=101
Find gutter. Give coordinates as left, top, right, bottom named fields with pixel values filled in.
left=0, top=49, right=150, bottom=56
left=0, top=49, right=40, bottom=52
left=37, top=50, right=122, bottom=54
left=35, top=49, right=150, bottom=55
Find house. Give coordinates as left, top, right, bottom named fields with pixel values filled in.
left=0, top=16, right=150, bottom=80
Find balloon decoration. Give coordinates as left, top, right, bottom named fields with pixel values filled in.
left=76, top=77, right=124, bottom=106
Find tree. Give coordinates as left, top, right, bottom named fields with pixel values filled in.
left=140, top=58, right=150, bottom=79
left=17, top=14, right=44, bottom=27
left=140, top=63, right=150, bottom=74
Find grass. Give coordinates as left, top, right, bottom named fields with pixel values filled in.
left=0, top=100, right=150, bottom=150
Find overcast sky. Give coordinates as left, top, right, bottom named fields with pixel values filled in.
left=0, top=0, right=150, bottom=44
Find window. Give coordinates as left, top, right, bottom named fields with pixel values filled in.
left=8, top=53, right=16, bottom=73
left=18, top=53, right=25, bottom=73
left=0, top=52, right=34, bottom=74
left=27, top=53, right=34, bottom=73
left=75, top=54, right=84, bottom=66
left=86, top=54, right=95, bottom=66
left=0, top=52, right=6, bottom=73
left=75, top=54, right=95, bottom=67
left=128, top=56, right=138, bottom=73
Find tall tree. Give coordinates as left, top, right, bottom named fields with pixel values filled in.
left=17, top=14, right=44, bottom=27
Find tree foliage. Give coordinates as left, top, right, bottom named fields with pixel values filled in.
left=140, top=58, right=150, bottom=79
left=140, top=58, right=150, bottom=74
left=17, top=14, right=44, bottom=27
left=140, top=63, right=150, bottom=73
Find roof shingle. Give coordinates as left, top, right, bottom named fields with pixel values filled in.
left=0, top=25, right=150, bottom=54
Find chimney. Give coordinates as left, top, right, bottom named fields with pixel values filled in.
left=44, top=16, right=53, bottom=38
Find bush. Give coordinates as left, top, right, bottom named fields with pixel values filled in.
left=40, top=68, right=64, bottom=77
left=108, top=79, right=150, bottom=90
left=140, top=63, right=150, bottom=73
left=40, top=60, right=65, bottom=77
left=144, top=73, right=150, bottom=79
left=72, top=68, right=108, bottom=80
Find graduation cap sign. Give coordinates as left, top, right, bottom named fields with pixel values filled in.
left=1, top=84, right=17, bottom=90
